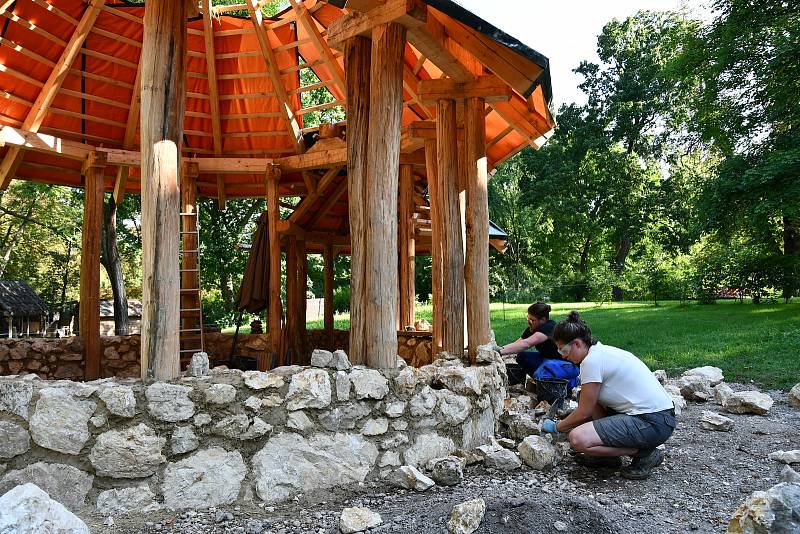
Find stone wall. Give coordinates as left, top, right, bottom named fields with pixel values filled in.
left=0, top=348, right=506, bottom=517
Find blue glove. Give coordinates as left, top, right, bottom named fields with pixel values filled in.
left=541, top=419, right=558, bottom=433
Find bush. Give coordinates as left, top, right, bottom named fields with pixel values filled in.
left=333, top=285, right=350, bottom=313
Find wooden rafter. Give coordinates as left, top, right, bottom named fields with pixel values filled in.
left=0, top=0, right=107, bottom=190
left=113, top=47, right=142, bottom=204
left=202, top=0, right=227, bottom=209
left=289, top=165, right=342, bottom=224
left=288, top=0, right=346, bottom=99
left=307, top=178, right=347, bottom=228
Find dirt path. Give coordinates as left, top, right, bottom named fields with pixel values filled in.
left=89, top=385, right=799, bottom=534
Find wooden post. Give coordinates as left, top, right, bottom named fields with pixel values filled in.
left=398, top=164, right=416, bottom=330
left=180, top=161, right=199, bottom=336
left=324, top=242, right=335, bottom=348
left=80, top=151, right=106, bottom=380
left=344, top=36, right=371, bottom=366
left=436, top=99, right=465, bottom=357
left=425, top=138, right=443, bottom=352
left=286, top=234, right=298, bottom=363
left=296, top=238, right=308, bottom=363
left=464, top=96, right=491, bottom=361
left=364, top=23, right=407, bottom=368
left=140, top=0, right=187, bottom=380
left=265, top=164, right=281, bottom=370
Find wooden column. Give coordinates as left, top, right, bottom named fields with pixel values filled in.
left=436, top=99, right=465, bottom=357
left=425, top=139, right=443, bottom=352
left=296, top=238, right=308, bottom=363
left=265, top=164, right=281, bottom=370
left=180, top=161, right=199, bottom=335
left=398, top=164, right=416, bottom=329
left=344, top=36, right=371, bottom=365
left=80, top=151, right=107, bottom=380
left=364, top=23, right=407, bottom=368
left=464, top=97, right=491, bottom=361
left=140, top=0, right=187, bottom=380
left=286, top=235, right=298, bottom=363
left=324, top=243, right=335, bottom=348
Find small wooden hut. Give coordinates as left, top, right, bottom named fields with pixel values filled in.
left=0, top=0, right=556, bottom=379
left=0, top=280, right=49, bottom=337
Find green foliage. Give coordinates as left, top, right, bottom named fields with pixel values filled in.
left=332, top=285, right=350, bottom=314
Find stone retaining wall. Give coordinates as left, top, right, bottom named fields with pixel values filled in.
left=0, top=348, right=505, bottom=517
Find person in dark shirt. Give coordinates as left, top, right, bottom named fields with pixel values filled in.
left=493, top=302, right=574, bottom=381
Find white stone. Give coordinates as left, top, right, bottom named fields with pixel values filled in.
left=384, top=401, right=406, bottom=418
left=0, top=462, right=93, bottom=510
left=204, top=383, right=237, bottom=405
left=435, top=366, right=482, bottom=396
left=90, top=414, right=107, bottom=427
left=554, top=520, right=568, bottom=531
left=392, top=419, right=408, bottom=431
left=728, top=482, right=800, bottom=533
left=310, top=349, right=334, bottom=368
left=769, top=450, right=800, bottom=464
left=0, top=483, right=89, bottom=533
left=99, top=385, right=137, bottom=418
left=349, top=368, right=389, bottom=400
left=725, top=391, right=774, bottom=415
left=252, top=432, right=378, bottom=503
left=213, top=415, right=272, bottom=440
left=171, top=426, right=200, bottom=454
left=391, top=465, right=434, bottom=491
left=518, top=435, right=557, bottom=470
left=462, top=405, right=496, bottom=449
left=0, top=420, right=30, bottom=458
left=653, top=369, right=667, bottom=384
left=378, top=451, right=401, bottom=468
left=780, top=466, right=800, bottom=484
left=339, top=507, right=382, bottom=534
left=90, top=424, right=166, bottom=478
left=700, top=411, right=734, bottom=431
left=193, top=413, right=212, bottom=426
left=362, top=418, right=389, bottom=436
left=678, top=375, right=714, bottom=402
left=409, top=386, right=437, bottom=417
left=403, top=432, right=456, bottom=468
left=245, top=395, right=263, bottom=412
left=394, top=366, right=417, bottom=390
left=319, top=403, right=371, bottom=431
left=29, top=387, right=96, bottom=455
left=332, top=350, right=352, bottom=370
left=714, top=382, right=735, bottom=406
left=187, top=352, right=209, bottom=377
left=270, top=365, right=303, bottom=376
left=162, top=447, right=247, bottom=509
left=146, top=383, right=195, bottom=422
left=336, top=370, right=351, bottom=401
left=789, top=383, right=800, bottom=408
left=479, top=445, right=521, bottom=471
left=429, top=456, right=463, bottom=486
left=286, top=411, right=314, bottom=432
left=437, top=390, right=472, bottom=425
left=0, top=380, right=33, bottom=420
left=447, top=498, right=486, bottom=534
left=683, top=365, right=724, bottom=385
left=381, top=434, right=410, bottom=449
left=262, top=394, right=284, bottom=407
left=96, top=485, right=161, bottom=516
left=243, top=371, right=284, bottom=390
left=286, top=369, right=332, bottom=410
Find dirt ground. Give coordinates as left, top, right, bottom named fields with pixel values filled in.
left=88, top=384, right=800, bottom=534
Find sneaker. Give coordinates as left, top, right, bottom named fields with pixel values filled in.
left=574, top=454, right=623, bottom=469
left=621, top=448, right=664, bottom=480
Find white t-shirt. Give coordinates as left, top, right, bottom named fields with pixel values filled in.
left=580, top=342, right=674, bottom=415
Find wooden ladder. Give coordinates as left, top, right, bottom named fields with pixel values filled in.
left=179, top=209, right=204, bottom=368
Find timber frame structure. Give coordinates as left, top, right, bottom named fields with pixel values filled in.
left=0, top=0, right=556, bottom=379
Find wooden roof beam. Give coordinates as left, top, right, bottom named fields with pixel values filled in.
left=307, top=178, right=347, bottom=228
left=289, top=166, right=343, bottom=224
left=203, top=0, right=227, bottom=209
left=326, top=0, right=427, bottom=51
left=288, top=0, right=346, bottom=98
left=0, top=0, right=106, bottom=190
left=275, top=147, right=347, bottom=172
left=113, top=61, right=142, bottom=204
left=416, top=76, right=511, bottom=104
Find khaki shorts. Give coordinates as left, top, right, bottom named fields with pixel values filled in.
left=593, top=408, right=676, bottom=450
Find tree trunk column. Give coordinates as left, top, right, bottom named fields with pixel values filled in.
left=364, top=23, right=407, bottom=368
left=140, top=0, right=187, bottom=380
left=344, top=36, right=371, bottom=366
left=425, top=139, right=443, bottom=352
left=265, top=164, right=281, bottom=370
left=398, top=164, right=416, bottom=330
left=464, top=96, right=490, bottom=361
left=80, top=151, right=107, bottom=380
left=436, top=99, right=466, bottom=357
left=296, top=238, right=308, bottom=363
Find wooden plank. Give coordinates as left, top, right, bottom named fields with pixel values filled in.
left=323, top=242, right=335, bottom=347
left=424, top=138, right=443, bottom=351
left=288, top=0, right=347, bottom=97
left=265, top=164, right=281, bottom=370
left=344, top=35, right=371, bottom=366
left=140, top=0, right=187, bottom=380
left=436, top=99, right=465, bottom=357
left=296, top=238, right=308, bottom=363
left=307, top=178, right=347, bottom=228
left=416, top=76, right=511, bottom=103
left=274, top=147, right=346, bottom=172
left=0, top=126, right=91, bottom=160
left=0, top=0, right=107, bottom=190
left=406, top=14, right=473, bottom=84
left=80, top=151, right=107, bottom=380
left=285, top=234, right=298, bottom=363
left=289, top=166, right=342, bottom=224
left=364, top=23, right=406, bottom=368
left=464, top=96, right=490, bottom=362
left=327, top=0, right=426, bottom=51
left=398, top=164, right=415, bottom=329
left=202, top=0, right=227, bottom=210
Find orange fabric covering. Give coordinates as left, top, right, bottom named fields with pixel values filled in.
left=0, top=0, right=555, bottom=240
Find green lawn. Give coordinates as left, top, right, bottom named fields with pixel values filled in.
left=237, top=300, right=800, bottom=389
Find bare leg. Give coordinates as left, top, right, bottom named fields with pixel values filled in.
left=568, top=421, right=638, bottom=457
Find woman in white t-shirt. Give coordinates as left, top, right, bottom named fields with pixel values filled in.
left=540, top=311, right=676, bottom=480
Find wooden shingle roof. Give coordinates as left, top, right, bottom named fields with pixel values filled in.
left=0, top=280, right=49, bottom=315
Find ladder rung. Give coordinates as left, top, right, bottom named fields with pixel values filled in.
left=180, top=230, right=199, bottom=234
left=180, top=268, right=200, bottom=273
left=180, top=328, right=202, bottom=333
left=180, top=288, right=201, bottom=293
left=181, top=250, right=199, bottom=254
left=180, top=349, right=203, bottom=354
left=180, top=308, right=202, bottom=312
left=179, top=212, right=198, bottom=216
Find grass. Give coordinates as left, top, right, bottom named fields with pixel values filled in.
left=229, top=300, right=800, bottom=389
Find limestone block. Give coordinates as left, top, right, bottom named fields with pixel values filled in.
left=394, top=366, right=417, bottom=390
left=384, top=400, right=406, bottom=418
left=332, top=350, right=351, bottom=370
left=187, top=352, right=209, bottom=377
left=678, top=375, right=714, bottom=402
left=380, top=433, right=410, bottom=450
left=409, top=386, right=437, bottom=417
left=461, top=405, right=496, bottom=449
left=728, top=482, right=800, bottom=533
left=96, top=485, right=161, bottom=516
left=30, top=388, right=96, bottom=455
left=349, top=368, right=389, bottom=400
left=447, top=498, right=486, bottom=534
left=0, top=462, right=93, bottom=510
left=340, top=507, right=382, bottom=534
left=391, top=465, right=434, bottom=491
left=0, top=484, right=89, bottom=534
left=683, top=365, right=724, bottom=385
left=725, top=391, right=774, bottom=415
left=212, top=415, right=272, bottom=440
left=700, top=411, right=734, bottom=432
left=311, top=349, right=334, bottom=368
left=714, top=382, right=734, bottom=406
left=252, top=432, right=378, bottom=503
left=789, top=383, right=800, bottom=408
left=204, top=383, right=237, bottom=405
left=162, top=448, right=247, bottom=509
left=89, top=424, right=166, bottom=478
left=378, top=451, right=401, bottom=468
left=336, top=370, right=351, bottom=401
left=319, top=403, right=371, bottom=431
left=362, top=418, right=389, bottom=436
left=171, top=426, right=200, bottom=455
left=242, top=371, right=284, bottom=390
left=517, top=435, right=557, bottom=470
left=769, top=450, right=800, bottom=464
left=429, top=456, right=464, bottom=486
left=0, top=379, right=34, bottom=420
left=403, top=432, right=456, bottom=468
left=286, top=369, right=331, bottom=410
left=146, top=383, right=195, bottom=422
left=286, top=411, right=314, bottom=432
left=479, top=445, right=522, bottom=471
left=193, top=413, right=212, bottom=427
left=99, top=385, right=137, bottom=418
left=437, top=390, right=471, bottom=425
left=0, top=420, right=30, bottom=458
left=652, top=369, right=667, bottom=384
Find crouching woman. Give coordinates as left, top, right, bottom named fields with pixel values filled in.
left=541, top=311, right=676, bottom=480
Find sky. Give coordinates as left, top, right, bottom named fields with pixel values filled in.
left=451, top=0, right=709, bottom=108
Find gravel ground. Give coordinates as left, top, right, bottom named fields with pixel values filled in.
left=85, top=385, right=800, bottom=534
